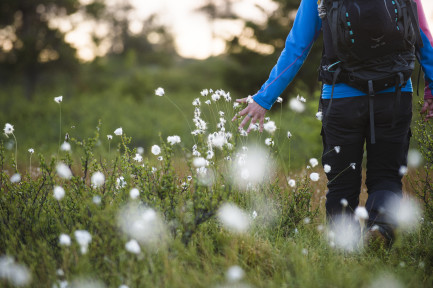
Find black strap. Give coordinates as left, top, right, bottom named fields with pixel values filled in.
left=401, top=1, right=410, bottom=43
left=416, top=63, right=422, bottom=97
left=323, top=66, right=342, bottom=128
left=330, top=1, right=340, bottom=54
left=391, top=72, right=404, bottom=128
left=368, top=80, right=376, bottom=144
left=406, top=0, right=424, bottom=48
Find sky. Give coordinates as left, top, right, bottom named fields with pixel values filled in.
left=66, top=0, right=433, bottom=61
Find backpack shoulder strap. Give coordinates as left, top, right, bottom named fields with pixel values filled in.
left=406, top=0, right=423, bottom=48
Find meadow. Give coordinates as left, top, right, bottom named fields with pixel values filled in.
left=1, top=87, right=433, bottom=288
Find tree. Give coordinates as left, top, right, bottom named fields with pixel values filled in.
left=0, top=0, right=82, bottom=99
left=211, top=0, right=323, bottom=99
left=0, top=0, right=178, bottom=100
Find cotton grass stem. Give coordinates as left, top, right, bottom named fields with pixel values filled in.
left=58, top=103, right=62, bottom=153
left=11, top=133, right=18, bottom=172
left=164, top=95, right=193, bottom=136
left=327, top=162, right=355, bottom=185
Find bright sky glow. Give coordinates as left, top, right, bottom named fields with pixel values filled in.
left=63, top=0, right=433, bottom=61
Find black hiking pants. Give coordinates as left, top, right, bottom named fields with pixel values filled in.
left=320, top=92, right=412, bottom=233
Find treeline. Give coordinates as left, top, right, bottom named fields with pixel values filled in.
left=0, top=0, right=423, bottom=168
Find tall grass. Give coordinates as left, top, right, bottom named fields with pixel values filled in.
left=0, top=90, right=432, bottom=288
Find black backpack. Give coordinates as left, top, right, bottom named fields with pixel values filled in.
left=318, top=0, right=423, bottom=143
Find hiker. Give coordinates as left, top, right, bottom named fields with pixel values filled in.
left=233, top=0, right=433, bottom=244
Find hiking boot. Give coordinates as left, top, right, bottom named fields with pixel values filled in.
left=364, top=225, right=394, bottom=250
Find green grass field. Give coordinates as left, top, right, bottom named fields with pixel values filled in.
left=1, top=88, right=433, bottom=288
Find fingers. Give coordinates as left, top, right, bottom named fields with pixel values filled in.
left=420, top=102, right=428, bottom=114
left=239, top=116, right=248, bottom=131
left=232, top=107, right=247, bottom=121
left=259, top=116, right=264, bottom=133
left=246, top=116, right=258, bottom=133
left=231, top=97, right=267, bottom=131
left=421, top=99, right=433, bottom=122
left=424, top=110, right=433, bottom=121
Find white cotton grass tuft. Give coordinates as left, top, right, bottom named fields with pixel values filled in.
left=193, top=157, right=207, bottom=168
left=10, top=173, right=21, bottom=183
left=69, top=277, right=106, bottom=288
left=354, top=206, right=368, bottom=220
left=288, top=179, right=296, bottom=188
left=74, top=230, right=92, bottom=254
left=107, top=135, right=113, bottom=140
left=334, top=146, right=341, bottom=153
left=263, top=121, right=277, bottom=134
left=3, top=123, right=14, bottom=136
left=155, top=87, right=165, bottom=96
left=297, top=94, right=306, bottom=102
left=130, top=188, right=140, bottom=199
left=117, top=203, right=168, bottom=248
left=116, top=176, right=126, bottom=189
left=407, top=149, right=423, bottom=168
left=316, top=111, right=323, bottom=121
left=93, top=196, right=101, bottom=205
left=209, top=133, right=226, bottom=149
left=230, top=146, right=274, bottom=189
left=59, top=234, right=71, bottom=246
left=310, top=172, right=320, bottom=182
left=200, top=89, right=209, bottom=96
left=133, top=153, right=143, bottom=162
left=192, top=98, right=200, bottom=106
left=53, top=186, right=65, bottom=200
left=369, top=273, right=404, bottom=288
left=56, top=163, right=72, bottom=179
left=167, top=135, right=181, bottom=145
left=340, top=198, right=348, bottom=207
left=151, top=145, right=161, bottom=155
left=114, top=127, right=123, bottom=136
left=355, top=206, right=368, bottom=233
left=217, top=203, right=251, bottom=234
left=324, top=164, right=331, bottom=173
left=386, top=196, right=422, bottom=232
left=309, top=158, right=319, bottom=168
left=0, top=256, right=32, bottom=287
left=226, top=265, right=245, bottom=283
left=265, top=138, right=274, bottom=146
left=125, top=239, right=141, bottom=254
left=91, top=171, right=105, bottom=188
left=58, top=280, right=68, bottom=288
left=289, top=97, right=305, bottom=113
left=60, top=142, right=71, bottom=152
left=28, top=148, right=34, bottom=154
left=54, top=96, right=63, bottom=103
left=399, top=165, right=408, bottom=176
left=327, top=215, right=361, bottom=252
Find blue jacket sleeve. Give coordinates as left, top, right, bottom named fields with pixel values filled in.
left=415, top=0, right=433, bottom=100
left=253, top=0, right=322, bottom=110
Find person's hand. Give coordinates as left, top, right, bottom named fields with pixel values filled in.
left=231, top=97, right=267, bottom=132
left=420, top=98, right=433, bottom=122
